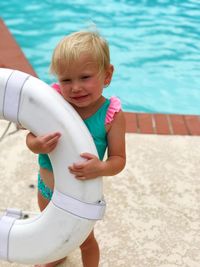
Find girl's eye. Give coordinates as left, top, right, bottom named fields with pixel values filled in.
left=61, top=79, right=71, bottom=83
left=81, top=75, right=91, bottom=80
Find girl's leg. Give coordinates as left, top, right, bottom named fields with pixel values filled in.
left=34, top=191, right=66, bottom=267
left=80, top=230, right=100, bottom=267
left=37, top=190, right=49, bottom=210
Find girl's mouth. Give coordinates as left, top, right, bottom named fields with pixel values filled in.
left=71, top=95, right=89, bottom=101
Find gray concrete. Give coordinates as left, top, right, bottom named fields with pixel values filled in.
left=0, top=121, right=200, bottom=267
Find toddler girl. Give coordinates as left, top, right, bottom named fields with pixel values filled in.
left=26, top=30, right=126, bottom=267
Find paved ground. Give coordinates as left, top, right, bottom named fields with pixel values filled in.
left=0, top=120, right=200, bottom=267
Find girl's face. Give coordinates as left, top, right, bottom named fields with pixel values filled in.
left=58, top=54, right=113, bottom=109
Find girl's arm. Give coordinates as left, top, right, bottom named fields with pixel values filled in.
left=69, top=111, right=126, bottom=179
left=103, top=110, right=126, bottom=175
left=26, top=132, right=61, bottom=154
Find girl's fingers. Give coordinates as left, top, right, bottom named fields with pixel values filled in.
left=47, top=137, right=60, bottom=146
left=69, top=169, right=81, bottom=175
left=41, top=134, right=61, bottom=153
left=48, top=143, right=58, bottom=151
left=80, top=153, right=96, bottom=160
left=68, top=168, right=85, bottom=177
left=44, top=133, right=61, bottom=147
left=73, top=163, right=85, bottom=169
left=43, top=132, right=61, bottom=143
left=69, top=162, right=85, bottom=170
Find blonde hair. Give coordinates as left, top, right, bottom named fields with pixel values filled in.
left=50, top=31, right=110, bottom=77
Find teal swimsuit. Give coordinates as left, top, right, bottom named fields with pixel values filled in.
left=38, top=99, right=110, bottom=200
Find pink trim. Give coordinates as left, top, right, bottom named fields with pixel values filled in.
left=105, top=97, right=121, bottom=124
left=52, top=83, right=61, bottom=94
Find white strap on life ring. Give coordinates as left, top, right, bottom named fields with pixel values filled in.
left=0, top=68, right=106, bottom=265
left=52, top=189, right=106, bottom=220
left=2, top=70, right=29, bottom=124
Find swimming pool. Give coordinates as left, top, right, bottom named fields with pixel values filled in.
left=1, top=0, right=200, bottom=115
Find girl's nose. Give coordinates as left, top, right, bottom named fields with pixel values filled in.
left=71, top=81, right=81, bottom=93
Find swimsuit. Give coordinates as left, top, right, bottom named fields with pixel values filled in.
left=38, top=84, right=121, bottom=200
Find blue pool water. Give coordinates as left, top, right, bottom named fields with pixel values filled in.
left=1, top=0, right=200, bottom=114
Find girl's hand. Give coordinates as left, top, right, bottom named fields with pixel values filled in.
left=26, top=132, right=61, bottom=154
left=68, top=153, right=105, bottom=180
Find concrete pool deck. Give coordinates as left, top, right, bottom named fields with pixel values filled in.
left=0, top=19, right=200, bottom=267
left=1, top=124, right=200, bottom=267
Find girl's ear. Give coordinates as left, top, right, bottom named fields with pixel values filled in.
left=104, top=64, right=114, bottom=87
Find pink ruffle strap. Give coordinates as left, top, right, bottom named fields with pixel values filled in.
left=105, top=97, right=121, bottom=124
left=51, top=83, right=61, bottom=94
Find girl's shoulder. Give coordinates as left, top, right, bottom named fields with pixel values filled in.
left=105, top=96, right=122, bottom=125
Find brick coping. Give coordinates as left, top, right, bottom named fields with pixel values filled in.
left=124, top=112, right=200, bottom=135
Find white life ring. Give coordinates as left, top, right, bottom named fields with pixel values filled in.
left=0, top=68, right=106, bottom=264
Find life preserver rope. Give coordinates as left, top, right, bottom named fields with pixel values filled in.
left=0, top=121, right=12, bottom=142
left=0, top=68, right=106, bottom=264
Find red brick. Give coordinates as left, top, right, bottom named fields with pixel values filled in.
left=0, top=19, right=37, bottom=77
left=124, top=112, right=138, bottom=133
left=137, top=113, right=154, bottom=134
left=169, top=115, right=189, bottom=135
left=153, top=114, right=171, bottom=134
left=184, top=115, right=200, bottom=135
